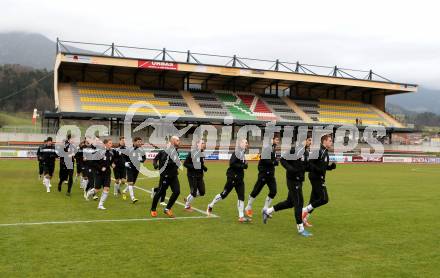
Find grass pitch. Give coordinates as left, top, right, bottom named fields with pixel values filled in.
left=0, top=160, right=439, bottom=277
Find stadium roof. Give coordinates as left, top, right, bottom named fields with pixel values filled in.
left=55, top=39, right=417, bottom=95
left=47, top=39, right=417, bottom=132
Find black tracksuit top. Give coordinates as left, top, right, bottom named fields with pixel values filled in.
left=40, top=144, right=57, bottom=165
left=308, top=145, right=334, bottom=181
left=153, top=147, right=180, bottom=178
left=281, top=146, right=308, bottom=182
left=258, top=144, right=278, bottom=176
left=184, top=150, right=207, bottom=177
left=113, top=145, right=128, bottom=168
left=94, top=149, right=115, bottom=175
left=126, top=146, right=147, bottom=170
left=226, top=150, right=247, bottom=179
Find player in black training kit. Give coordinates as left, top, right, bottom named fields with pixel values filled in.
left=207, top=138, right=250, bottom=223
left=86, top=139, right=115, bottom=210
left=83, top=137, right=99, bottom=201
left=244, top=137, right=279, bottom=218
left=113, top=136, right=128, bottom=196
left=302, top=134, right=336, bottom=227
left=40, top=137, right=57, bottom=192
left=36, top=139, right=47, bottom=179
left=75, top=140, right=85, bottom=189
left=183, top=139, right=208, bottom=211
left=57, top=135, right=76, bottom=196
left=263, top=137, right=313, bottom=237
left=123, top=137, right=146, bottom=204
left=151, top=154, right=167, bottom=206
left=150, top=136, right=181, bottom=218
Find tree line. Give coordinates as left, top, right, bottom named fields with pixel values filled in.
left=0, top=64, right=54, bottom=113
left=0, top=64, right=439, bottom=129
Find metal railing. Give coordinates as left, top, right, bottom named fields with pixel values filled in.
left=56, top=39, right=417, bottom=86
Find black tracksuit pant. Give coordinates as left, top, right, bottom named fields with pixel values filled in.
left=188, top=175, right=205, bottom=197
left=249, top=174, right=277, bottom=199
left=58, top=165, right=74, bottom=193
left=38, top=161, right=43, bottom=176
left=220, top=177, right=245, bottom=201
left=151, top=175, right=180, bottom=211
left=308, top=178, right=329, bottom=213
left=273, top=179, right=304, bottom=224
left=153, top=186, right=166, bottom=203
left=84, top=167, right=95, bottom=192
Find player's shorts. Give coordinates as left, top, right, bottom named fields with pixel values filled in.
left=113, top=165, right=127, bottom=180
left=94, top=172, right=111, bottom=189
left=126, top=168, right=139, bottom=184
left=84, top=167, right=95, bottom=179
left=42, top=163, right=55, bottom=176
left=76, top=162, right=83, bottom=175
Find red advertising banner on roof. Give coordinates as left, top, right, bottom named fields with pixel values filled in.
left=138, top=60, right=178, bottom=70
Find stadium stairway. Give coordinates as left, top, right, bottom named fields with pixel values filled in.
left=180, top=91, right=205, bottom=117
left=370, top=105, right=404, bottom=128
left=281, top=97, right=313, bottom=122
left=57, top=83, right=76, bottom=112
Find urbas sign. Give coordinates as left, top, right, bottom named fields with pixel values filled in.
left=138, top=60, right=178, bottom=70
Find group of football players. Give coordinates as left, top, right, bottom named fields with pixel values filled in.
left=37, top=133, right=336, bottom=237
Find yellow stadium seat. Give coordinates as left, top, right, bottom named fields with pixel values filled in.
left=81, top=105, right=185, bottom=115
left=80, top=97, right=168, bottom=106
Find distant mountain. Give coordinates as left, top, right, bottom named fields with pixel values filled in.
left=1, top=32, right=439, bottom=115
left=0, top=32, right=56, bottom=69
left=387, top=86, right=440, bottom=115
left=0, top=32, right=95, bottom=70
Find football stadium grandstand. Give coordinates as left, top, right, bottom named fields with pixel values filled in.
left=43, top=39, right=417, bottom=140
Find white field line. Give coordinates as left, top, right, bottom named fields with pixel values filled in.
left=134, top=186, right=219, bottom=218
left=0, top=216, right=216, bottom=227
left=0, top=185, right=219, bottom=227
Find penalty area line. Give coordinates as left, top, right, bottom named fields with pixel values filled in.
left=134, top=186, right=219, bottom=218
left=0, top=216, right=216, bottom=227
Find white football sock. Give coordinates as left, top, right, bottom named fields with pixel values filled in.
left=43, top=177, right=51, bottom=191
left=81, top=179, right=88, bottom=189
left=245, top=196, right=255, bottom=211
left=114, top=182, right=120, bottom=194
left=87, top=188, right=95, bottom=198
left=196, top=189, right=200, bottom=197
left=185, top=194, right=194, bottom=207
left=122, top=185, right=128, bottom=194
left=209, top=194, right=222, bottom=208
left=128, top=185, right=135, bottom=200
left=266, top=207, right=274, bottom=214
left=264, top=196, right=273, bottom=210
left=305, top=204, right=314, bottom=213
left=237, top=200, right=244, bottom=218
left=99, top=191, right=108, bottom=207
left=297, top=223, right=304, bottom=233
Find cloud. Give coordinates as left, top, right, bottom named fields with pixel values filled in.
left=1, top=0, right=439, bottom=88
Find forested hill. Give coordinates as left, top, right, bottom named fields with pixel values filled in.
left=0, top=64, right=53, bottom=113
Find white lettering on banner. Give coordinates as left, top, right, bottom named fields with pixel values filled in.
left=151, top=62, right=174, bottom=67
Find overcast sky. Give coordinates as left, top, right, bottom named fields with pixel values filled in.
left=1, top=0, right=440, bottom=88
